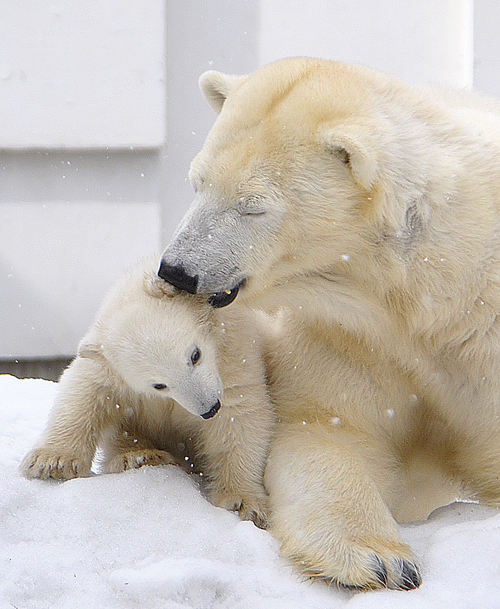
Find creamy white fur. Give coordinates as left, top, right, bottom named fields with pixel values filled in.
left=160, top=57, right=500, bottom=589
left=20, top=258, right=274, bottom=526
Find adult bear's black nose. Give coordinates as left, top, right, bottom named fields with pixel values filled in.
left=158, top=261, right=199, bottom=294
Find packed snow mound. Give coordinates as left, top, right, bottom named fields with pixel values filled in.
left=2, top=374, right=500, bottom=608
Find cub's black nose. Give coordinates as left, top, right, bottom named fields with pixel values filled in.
left=201, top=400, right=221, bottom=420
left=158, top=261, right=198, bottom=294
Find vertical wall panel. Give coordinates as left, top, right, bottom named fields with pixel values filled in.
left=0, top=150, right=163, bottom=358
left=1, top=1, right=166, bottom=360
left=162, top=0, right=260, bottom=244
left=259, top=0, right=473, bottom=87
left=0, top=0, right=166, bottom=148
left=1, top=199, right=161, bottom=358
left=474, top=0, right=500, bottom=98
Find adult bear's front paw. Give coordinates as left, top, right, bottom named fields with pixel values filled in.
left=20, top=448, right=91, bottom=480
left=284, top=535, right=421, bottom=590
left=340, top=552, right=421, bottom=590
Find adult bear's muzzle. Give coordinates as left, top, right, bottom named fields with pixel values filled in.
left=201, top=400, right=221, bottom=419
left=158, top=260, right=244, bottom=308
left=207, top=282, right=243, bottom=308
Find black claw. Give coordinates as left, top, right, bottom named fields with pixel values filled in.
left=371, top=555, right=388, bottom=587
left=399, top=560, right=422, bottom=590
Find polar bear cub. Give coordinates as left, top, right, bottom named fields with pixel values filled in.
left=21, top=258, right=274, bottom=525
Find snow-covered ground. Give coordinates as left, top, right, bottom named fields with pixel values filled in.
left=2, top=374, right=500, bottom=609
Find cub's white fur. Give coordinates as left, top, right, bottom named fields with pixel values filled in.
left=21, top=258, right=274, bottom=526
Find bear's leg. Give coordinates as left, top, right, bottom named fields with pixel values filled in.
left=20, top=357, right=115, bottom=480
left=264, top=422, right=421, bottom=590
left=198, top=389, right=274, bottom=528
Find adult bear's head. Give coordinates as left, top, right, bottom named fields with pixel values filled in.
left=159, top=58, right=430, bottom=307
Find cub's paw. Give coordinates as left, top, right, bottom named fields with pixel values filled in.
left=103, top=449, right=177, bottom=474
left=208, top=489, right=269, bottom=529
left=20, top=449, right=91, bottom=480
left=284, top=536, right=421, bottom=590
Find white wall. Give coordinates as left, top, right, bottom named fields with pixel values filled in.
left=0, top=1, right=165, bottom=359
left=474, top=0, right=500, bottom=98
left=0, top=151, right=162, bottom=358
left=259, top=0, right=473, bottom=87
left=162, top=0, right=260, bottom=243
left=0, top=1, right=165, bottom=148
left=1, top=0, right=498, bottom=363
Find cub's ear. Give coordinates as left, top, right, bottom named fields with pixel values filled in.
left=77, top=340, right=103, bottom=359
left=143, top=272, right=177, bottom=299
left=319, top=123, right=383, bottom=191
left=77, top=327, right=104, bottom=359
left=199, top=70, right=247, bottom=113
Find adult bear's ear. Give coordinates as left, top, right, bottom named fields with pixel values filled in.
left=199, top=71, right=247, bottom=113
left=319, top=122, right=383, bottom=191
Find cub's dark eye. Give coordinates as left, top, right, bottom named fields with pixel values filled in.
left=191, top=348, right=201, bottom=365
left=153, top=383, right=167, bottom=391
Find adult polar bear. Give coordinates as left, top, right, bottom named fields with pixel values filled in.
left=159, top=57, right=500, bottom=589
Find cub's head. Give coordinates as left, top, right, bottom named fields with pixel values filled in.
left=79, top=266, right=223, bottom=419
left=159, top=58, right=432, bottom=307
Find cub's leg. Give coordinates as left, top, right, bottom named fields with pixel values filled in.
left=20, top=357, right=117, bottom=480
left=101, top=421, right=177, bottom=474
left=264, top=422, right=421, bottom=590
left=198, top=385, right=275, bottom=528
